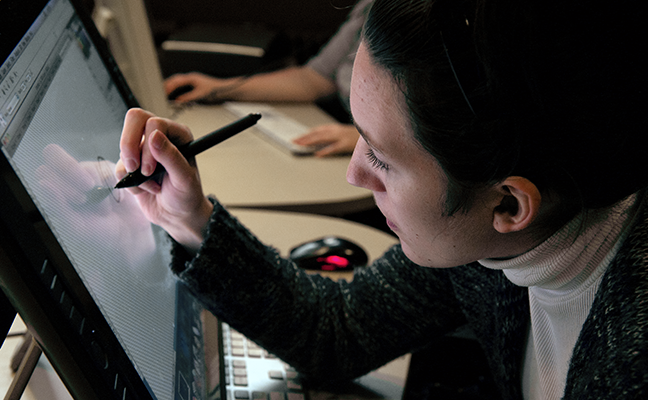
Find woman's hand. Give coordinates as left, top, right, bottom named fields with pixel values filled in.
left=116, top=108, right=213, bottom=251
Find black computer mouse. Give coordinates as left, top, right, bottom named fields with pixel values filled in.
left=167, top=84, right=194, bottom=101
left=289, top=236, right=369, bottom=271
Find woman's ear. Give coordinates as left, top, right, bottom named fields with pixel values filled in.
left=492, top=177, right=542, bottom=233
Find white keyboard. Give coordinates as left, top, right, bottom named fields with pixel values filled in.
left=224, top=102, right=316, bottom=155
left=222, top=323, right=307, bottom=400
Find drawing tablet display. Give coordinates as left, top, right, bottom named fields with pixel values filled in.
left=0, top=1, right=220, bottom=399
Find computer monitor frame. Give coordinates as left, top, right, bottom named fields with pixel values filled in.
left=92, top=0, right=172, bottom=117
left=0, top=1, right=218, bottom=399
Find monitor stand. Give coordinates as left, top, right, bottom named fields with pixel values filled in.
left=1, top=291, right=42, bottom=400
left=3, top=332, right=42, bottom=400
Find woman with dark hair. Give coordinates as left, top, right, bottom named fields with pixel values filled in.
left=116, top=0, right=648, bottom=398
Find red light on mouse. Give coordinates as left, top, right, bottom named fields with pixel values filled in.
left=316, top=255, right=350, bottom=271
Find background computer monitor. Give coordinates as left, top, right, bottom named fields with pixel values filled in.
left=92, top=0, right=171, bottom=117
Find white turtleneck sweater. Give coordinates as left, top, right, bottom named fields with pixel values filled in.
left=478, top=194, right=639, bottom=400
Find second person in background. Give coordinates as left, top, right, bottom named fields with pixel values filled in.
left=165, top=0, right=374, bottom=157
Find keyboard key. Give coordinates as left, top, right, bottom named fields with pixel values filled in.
left=234, top=390, right=250, bottom=399
left=268, top=370, right=283, bottom=380
left=234, top=377, right=249, bottom=386
left=248, top=349, right=263, bottom=358
left=270, top=392, right=285, bottom=400
left=223, top=323, right=303, bottom=400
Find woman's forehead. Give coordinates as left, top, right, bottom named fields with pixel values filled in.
left=351, top=43, right=413, bottom=144
left=352, top=43, right=395, bottom=95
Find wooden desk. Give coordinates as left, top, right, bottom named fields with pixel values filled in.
left=174, top=104, right=375, bottom=216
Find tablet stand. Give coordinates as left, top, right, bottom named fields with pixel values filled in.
left=2, top=292, right=42, bottom=400
left=3, top=332, right=42, bottom=400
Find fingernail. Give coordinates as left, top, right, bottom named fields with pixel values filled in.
left=151, top=130, right=165, bottom=150
left=141, top=162, right=153, bottom=176
left=125, top=158, right=138, bottom=172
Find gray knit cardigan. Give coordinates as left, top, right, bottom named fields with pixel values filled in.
left=171, top=198, right=648, bottom=400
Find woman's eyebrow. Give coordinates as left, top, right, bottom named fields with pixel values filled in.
left=352, top=121, right=390, bottom=158
left=351, top=117, right=375, bottom=148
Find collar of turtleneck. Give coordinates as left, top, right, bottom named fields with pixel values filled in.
left=479, top=194, right=639, bottom=292
left=478, top=194, right=640, bottom=399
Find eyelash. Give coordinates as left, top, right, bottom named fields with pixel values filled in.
left=366, top=148, right=389, bottom=171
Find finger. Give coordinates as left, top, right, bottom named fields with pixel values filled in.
left=132, top=176, right=162, bottom=195
left=164, top=74, right=190, bottom=94
left=293, top=127, right=334, bottom=146
left=119, top=108, right=155, bottom=172
left=313, top=143, right=344, bottom=158
left=175, top=91, right=203, bottom=104
left=140, top=118, right=171, bottom=177
left=122, top=112, right=191, bottom=177
left=147, top=129, right=197, bottom=192
left=144, top=118, right=193, bottom=150
left=114, top=161, right=147, bottom=196
left=312, top=125, right=359, bottom=156
left=114, top=159, right=127, bottom=181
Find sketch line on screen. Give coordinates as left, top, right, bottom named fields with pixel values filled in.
left=84, top=156, right=121, bottom=205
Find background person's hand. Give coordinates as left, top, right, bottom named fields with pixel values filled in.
left=164, top=72, right=240, bottom=103
left=293, top=123, right=360, bottom=157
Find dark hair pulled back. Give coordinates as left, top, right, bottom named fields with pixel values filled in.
left=363, top=0, right=648, bottom=216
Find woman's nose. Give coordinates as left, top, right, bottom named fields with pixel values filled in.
left=346, top=140, right=385, bottom=192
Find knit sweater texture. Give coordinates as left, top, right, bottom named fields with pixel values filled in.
left=171, top=196, right=648, bottom=400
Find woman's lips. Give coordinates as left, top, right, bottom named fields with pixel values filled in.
left=375, top=200, right=397, bottom=232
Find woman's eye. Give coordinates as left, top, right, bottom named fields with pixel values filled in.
left=366, top=148, right=389, bottom=171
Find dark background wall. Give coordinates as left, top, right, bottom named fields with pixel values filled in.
left=144, top=0, right=358, bottom=63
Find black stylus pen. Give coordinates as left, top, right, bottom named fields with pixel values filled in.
left=114, top=113, right=261, bottom=189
